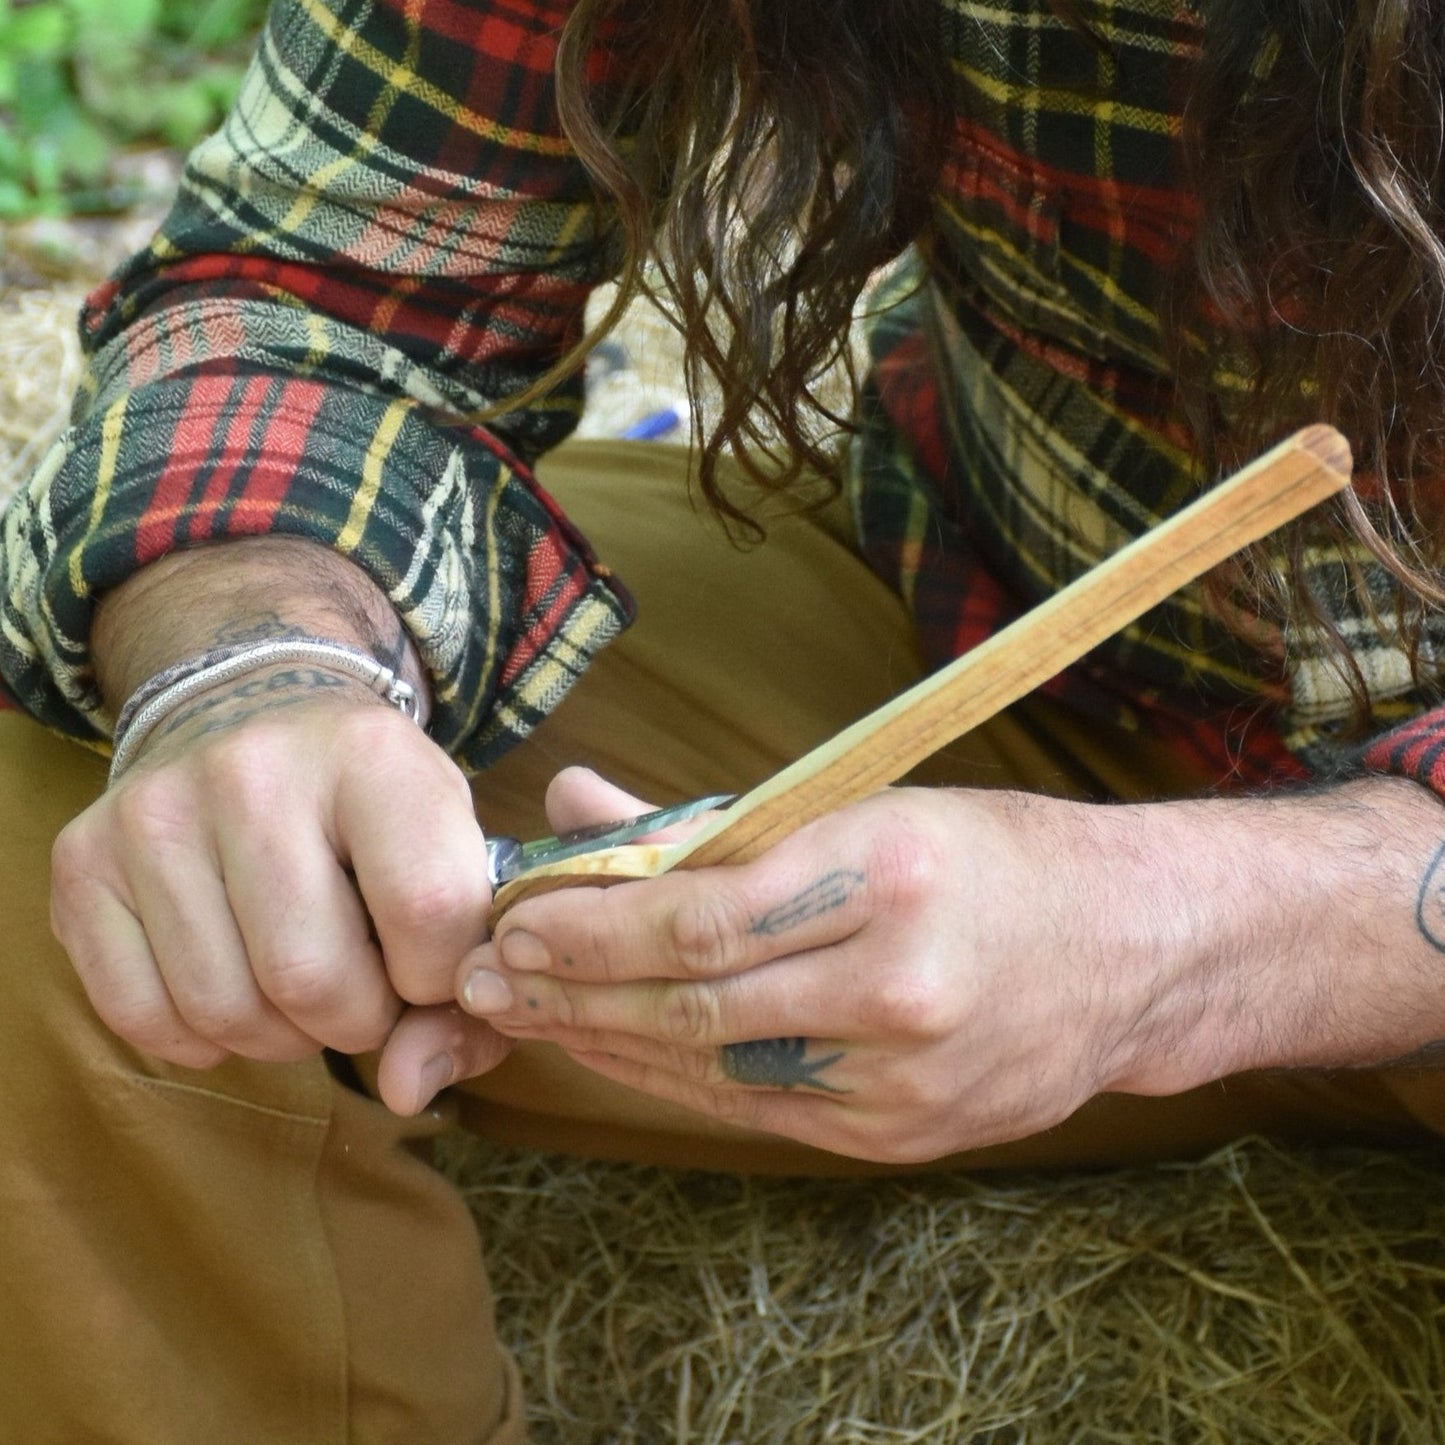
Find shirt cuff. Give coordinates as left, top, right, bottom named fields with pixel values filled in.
left=1359, top=705, right=1445, bottom=802
left=1, top=369, right=634, bottom=766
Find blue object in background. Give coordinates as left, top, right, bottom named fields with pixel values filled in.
left=619, top=406, right=683, bottom=441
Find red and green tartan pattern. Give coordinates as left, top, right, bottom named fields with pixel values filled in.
left=0, top=0, right=634, bottom=766
left=1, top=0, right=1442, bottom=793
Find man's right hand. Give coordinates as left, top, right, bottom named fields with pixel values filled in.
left=51, top=536, right=512, bottom=1113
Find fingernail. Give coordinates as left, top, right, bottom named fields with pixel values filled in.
left=498, top=929, right=551, bottom=972
left=463, top=968, right=513, bottom=1014
left=417, top=1053, right=454, bottom=1109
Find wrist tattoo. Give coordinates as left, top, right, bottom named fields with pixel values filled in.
left=748, top=870, right=866, bottom=938
left=377, top=615, right=409, bottom=674
left=210, top=613, right=312, bottom=648
left=720, top=1038, right=850, bottom=1093
left=153, top=667, right=357, bottom=743
left=1415, top=842, right=1445, bottom=954
left=161, top=693, right=314, bottom=744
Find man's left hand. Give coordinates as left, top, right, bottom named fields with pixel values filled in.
left=453, top=772, right=1201, bottom=1162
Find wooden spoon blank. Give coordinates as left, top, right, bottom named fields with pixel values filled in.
left=490, top=424, right=1351, bottom=919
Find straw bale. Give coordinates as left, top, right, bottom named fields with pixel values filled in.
left=442, top=1135, right=1445, bottom=1443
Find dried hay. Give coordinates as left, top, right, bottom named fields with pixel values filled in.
left=6, top=233, right=1445, bottom=1445
left=0, top=280, right=89, bottom=501
left=441, top=1135, right=1445, bottom=1443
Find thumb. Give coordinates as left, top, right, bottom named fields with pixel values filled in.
left=376, top=1004, right=513, bottom=1115
left=543, top=766, right=656, bottom=833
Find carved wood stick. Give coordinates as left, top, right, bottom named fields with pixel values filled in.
left=491, top=424, right=1351, bottom=917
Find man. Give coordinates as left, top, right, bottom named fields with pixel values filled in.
left=2, top=0, right=1443, bottom=1436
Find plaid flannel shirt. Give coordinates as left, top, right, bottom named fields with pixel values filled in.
left=3, top=0, right=1444, bottom=794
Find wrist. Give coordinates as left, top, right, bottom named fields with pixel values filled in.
left=1059, top=781, right=1445, bottom=1097
left=92, top=536, right=429, bottom=721
left=110, top=636, right=423, bottom=781
left=962, top=789, right=1222, bottom=1098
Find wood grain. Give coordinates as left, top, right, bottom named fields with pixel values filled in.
left=491, top=425, right=1352, bottom=919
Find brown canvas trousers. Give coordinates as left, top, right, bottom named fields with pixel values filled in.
left=3, top=440, right=1442, bottom=1440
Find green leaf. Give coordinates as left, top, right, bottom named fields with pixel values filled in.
left=0, top=0, right=265, bottom=215
left=11, top=56, right=74, bottom=136
left=4, top=4, right=72, bottom=56
left=111, top=0, right=163, bottom=39
left=179, top=0, right=267, bottom=49
left=157, top=80, right=218, bottom=146
left=0, top=177, right=32, bottom=219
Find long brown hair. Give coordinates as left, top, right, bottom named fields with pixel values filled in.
left=545, top=0, right=1445, bottom=726
left=551, top=0, right=949, bottom=527
left=1169, top=0, right=1445, bottom=719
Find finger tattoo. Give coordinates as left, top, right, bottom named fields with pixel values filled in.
left=747, top=870, right=866, bottom=938
left=720, top=1037, right=850, bottom=1093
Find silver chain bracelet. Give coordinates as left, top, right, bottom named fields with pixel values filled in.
left=109, top=637, right=421, bottom=783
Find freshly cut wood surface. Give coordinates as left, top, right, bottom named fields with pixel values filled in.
left=491, top=425, right=1352, bottom=918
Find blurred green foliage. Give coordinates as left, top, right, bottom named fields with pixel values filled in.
left=0, top=0, right=268, bottom=217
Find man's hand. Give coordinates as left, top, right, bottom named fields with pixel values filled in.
left=456, top=769, right=1445, bottom=1163
left=53, top=537, right=510, bottom=1115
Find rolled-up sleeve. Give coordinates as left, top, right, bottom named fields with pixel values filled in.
left=1276, top=544, right=1445, bottom=801
left=1359, top=708, right=1445, bottom=800
left=0, top=0, right=634, bottom=769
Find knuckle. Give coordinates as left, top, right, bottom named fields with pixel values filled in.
left=175, top=985, right=256, bottom=1044
left=376, top=866, right=484, bottom=937
left=199, top=725, right=280, bottom=800
left=872, top=966, right=954, bottom=1041
left=835, top=1112, right=938, bottom=1165
left=348, top=1015, right=396, bottom=1053
left=50, top=817, right=98, bottom=889
left=874, top=1131, right=942, bottom=1166
left=50, top=841, right=108, bottom=945
left=171, top=1040, right=231, bottom=1070
left=93, top=989, right=170, bottom=1048
left=659, top=982, right=724, bottom=1045
left=864, top=812, right=946, bottom=915
left=110, top=775, right=195, bottom=851
left=255, top=949, right=344, bottom=1018
left=667, top=891, right=751, bottom=977
left=342, top=707, right=452, bottom=790
left=338, top=700, right=414, bottom=752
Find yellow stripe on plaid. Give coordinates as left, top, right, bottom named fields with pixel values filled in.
left=484, top=596, right=624, bottom=744
left=66, top=398, right=128, bottom=604
left=297, top=0, right=577, bottom=157
left=340, top=398, right=411, bottom=553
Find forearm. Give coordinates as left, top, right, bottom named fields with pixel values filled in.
left=91, top=536, right=429, bottom=723
left=1025, top=776, right=1445, bottom=1096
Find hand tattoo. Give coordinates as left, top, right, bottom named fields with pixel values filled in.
left=720, top=1037, right=849, bottom=1093
left=1416, top=842, right=1445, bottom=953
left=748, top=870, right=866, bottom=938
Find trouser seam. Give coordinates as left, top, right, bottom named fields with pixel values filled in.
left=108, top=1066, right=333, bottom=1126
